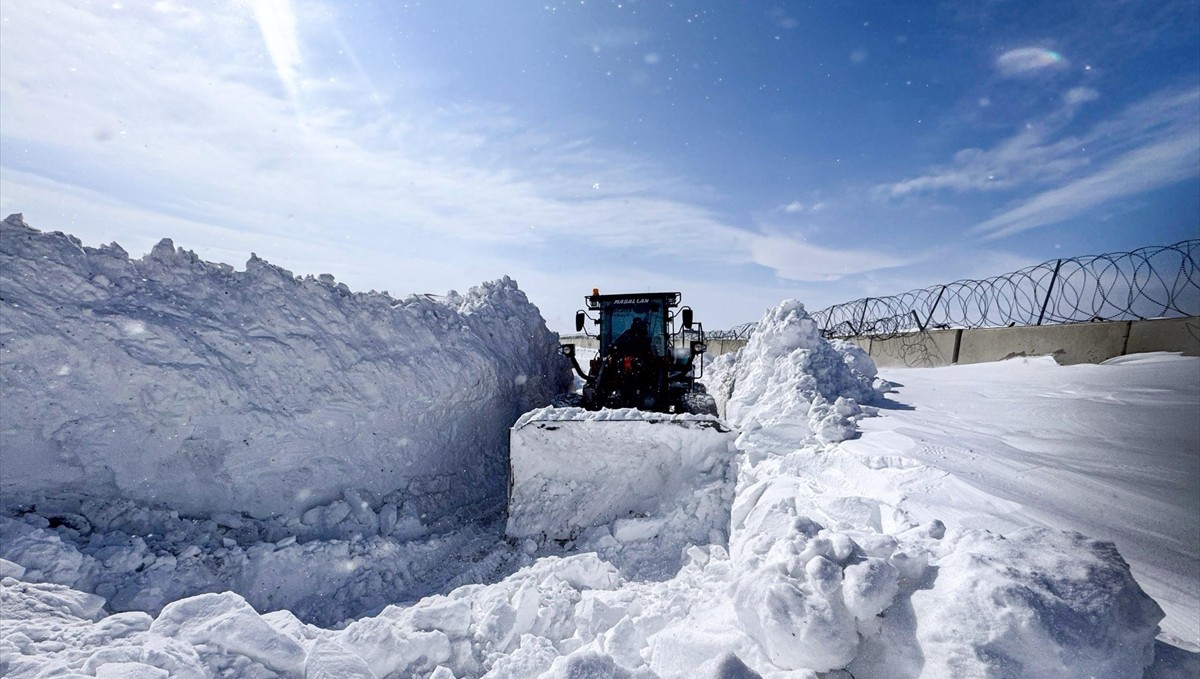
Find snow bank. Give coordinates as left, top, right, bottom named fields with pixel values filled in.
left=0, top=214, right=571, bottom=522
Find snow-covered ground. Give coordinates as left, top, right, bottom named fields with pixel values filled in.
left=847, top=354, right=1200, bottom=651
left=2, top=218, right=1196, bottom=677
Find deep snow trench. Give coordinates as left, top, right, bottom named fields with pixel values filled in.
left=1, top=216, right=1192, bottom=678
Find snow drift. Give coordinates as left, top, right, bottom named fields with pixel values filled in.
left=0, top=214, right=571, bottom=523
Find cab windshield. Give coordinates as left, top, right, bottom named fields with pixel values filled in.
left=601, top=302, right=667, bottom=357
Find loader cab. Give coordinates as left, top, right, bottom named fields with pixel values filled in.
left=596, top=299, right=670, bottom=359
left=564, top=290, right=714, bottom=413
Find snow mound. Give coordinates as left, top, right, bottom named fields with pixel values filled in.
left=704, top=300, right=877, bottom=443
left=0, top=214, right=571, bottom=522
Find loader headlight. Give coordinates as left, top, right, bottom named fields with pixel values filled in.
left=691, top=341, right=707, bottom=355
left=561, top=343, right=575, bottom=357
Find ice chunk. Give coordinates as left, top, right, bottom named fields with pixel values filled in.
left=3, top=579, right=106, bottom=621
left=407, top=597, right=473, bottom=637
left=841, top=558, right=899, bottom=620
left=0, top=557, right=26, bottom=579
left=732, top=569, right=858, bottom=672
left=334, top=617, right=452, bottom=678
left=539, top=650, right=651, bottom=679
left=304, top=639, right=376, bottom=679
left=149, top=592, right=306, bottom=676
left=909, top=527, right=1163, bottom=678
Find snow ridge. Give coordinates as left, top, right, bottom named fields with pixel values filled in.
left=0, top=214, right=571, bottom=523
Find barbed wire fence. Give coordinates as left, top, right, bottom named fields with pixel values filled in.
left=803, top=240, right=1200, bottom=340
left=706, top=321, right=757, bottom=340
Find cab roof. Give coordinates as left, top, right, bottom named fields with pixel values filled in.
left=585, top=292, right=681, bottom=310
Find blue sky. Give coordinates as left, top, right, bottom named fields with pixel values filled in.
left=1, top=1, right=1197, bottom=331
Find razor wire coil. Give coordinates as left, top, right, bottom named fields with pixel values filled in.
left=808, top=240, right=1199, bottom=340
left=706, top=321, right=757, bottom=340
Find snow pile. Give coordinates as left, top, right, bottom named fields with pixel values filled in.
left=0, top=214, right=571, bottom=523
left=705, top=300, right=877, bottom=443
left=507, top=408, right=737, bottom=579
left=725, top=495, right=1161, bottom=676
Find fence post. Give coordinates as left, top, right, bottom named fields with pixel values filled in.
left=924, top=285, right=946, bottom=330
left=855, top=298, right=871, bottom=335
left=1037, top=260, right=1064, bottom=326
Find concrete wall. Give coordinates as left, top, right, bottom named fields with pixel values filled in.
left=562, top=336, right=599, bottom=351
left=564, top=316, right=1199, bottom=367
left=866, top=329, right=960, bottom=369
left=1126, top=316, right=1200, bottom=356
left=850, top=316, right=1200, bottom=369
left=957, top=321, right=1131, bottom=366
left=706, top=338, right=749, bottom=355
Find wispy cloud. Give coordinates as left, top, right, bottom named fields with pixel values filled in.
left=747, top=234, right=907, bottom=282
left=973, top=130, right=1200, bottom=239
left=0, top=1, right=904, bottom=320
left=1063, top=86, right=1098, bottom=106
left=880, top=88, right=1103, bottom=198
left=877, top=86, right=1200, bottom=238
left=0, top=3, right=736, bottom=260
left=972, top=87, right=1200, bottom=238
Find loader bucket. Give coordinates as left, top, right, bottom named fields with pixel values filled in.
left=506, top=406, right=737, bottom=542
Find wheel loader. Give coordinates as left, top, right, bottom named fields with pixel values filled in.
left=506, top=290, right=736, bottom=541
left=562, top=290, right=718, bottom=415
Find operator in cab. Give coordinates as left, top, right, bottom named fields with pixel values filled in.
left=612, top=317, right=653, bottom=359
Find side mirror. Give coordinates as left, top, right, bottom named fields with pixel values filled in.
left=561, top=343, right=575, bottom=357
left=690, top=340, right=707, bottom=355
left=575, top=311, right=585, bottom=332
left=681, top=308, right=693, bottom=328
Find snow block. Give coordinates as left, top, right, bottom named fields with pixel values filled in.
left=0, top=215, right=571, bottom=522
left=908, top=527, right=1163, bottom=678
left=506, top=407, right=737, bottom=542
left=148, top=590, right=306, bottom=675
